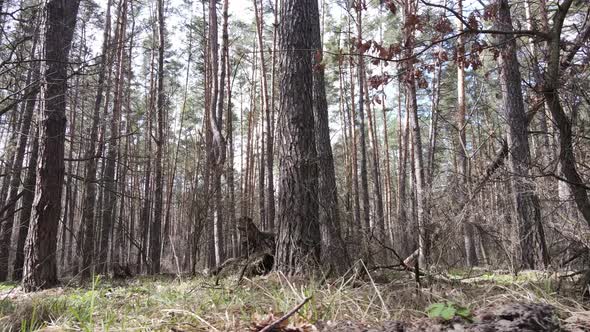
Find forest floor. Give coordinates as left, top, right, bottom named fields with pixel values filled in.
left=0, top=267, right=589, bottom=331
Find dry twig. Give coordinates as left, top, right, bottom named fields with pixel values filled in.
left=259, top=296, right=312, bottom=332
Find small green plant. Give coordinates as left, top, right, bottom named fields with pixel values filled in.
left=426, top=302, right=472, bottom=322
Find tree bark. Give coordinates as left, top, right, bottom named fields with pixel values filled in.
left=495, top=0, right=543, bottom=269
left=275, top=0, right=320, bottom=274
left=310, top=0, right=351, bottom=273
left=355, top=4, right=372, bottom=247
left=23, top=0, right=81, bottom=291
left=150, top=0, right=165, bottom=274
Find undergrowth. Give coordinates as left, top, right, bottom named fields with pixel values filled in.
left=0, top=267, right=586, bottom=331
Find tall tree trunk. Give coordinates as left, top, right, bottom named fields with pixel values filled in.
left=99, top=0, right=128, bottom=274
left=206, top=0, right=226, bottom=268
left=266, top=0, right=279, bottom=233
left=139, top=17, right=156, bottom=274
left=456, top=0, right=478, bottom=267
left=253, top=0, right=268, bottom=230
left=347, top=20, right=361, bottom=239
left=396, top=80, right=409, bottom=256
left=402, top=0, right=428, bottom=266
left=150, top=0, right=165, bottom=274
left=355, top=3, right=372, bottom=264
left=275, top=0, right=320, bottom=274
left=310, top=0, right=350, bottom=273
left=494, top=0, right=542, bottom=269
left=363, top=72, right=385, bottom=251
left=22, top=0, right=81, bottom=291
left=215, top=0, right=229, bottom=262
left=226, top=47, right=237, bottom=258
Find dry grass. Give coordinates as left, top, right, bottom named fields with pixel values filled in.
left=0, top=265, right=587, bottom=331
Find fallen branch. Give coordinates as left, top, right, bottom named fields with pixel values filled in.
left=236, top=257, right=251, bottom=286
left=259, top=296, right=312, bottom=332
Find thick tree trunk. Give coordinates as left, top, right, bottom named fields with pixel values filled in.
left=275, top=0, right=320, bottom=274
left=22, top=0, right=81, bottom=291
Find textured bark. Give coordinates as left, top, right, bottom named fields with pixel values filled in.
left=275, top=0, right=320, bottom=274
left=310, top=0, right=350, bottom=273
left=495, top=0, right=542, bottom=269
left=23, top=0, right=81, bottom=291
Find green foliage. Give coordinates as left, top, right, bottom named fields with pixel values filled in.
left=426, top=302, right=472, bottom=321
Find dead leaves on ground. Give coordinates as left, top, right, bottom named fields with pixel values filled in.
left=250, top=312, right=317, bottom=332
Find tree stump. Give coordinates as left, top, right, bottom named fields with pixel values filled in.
left=213, top=217, right=275, bottom=279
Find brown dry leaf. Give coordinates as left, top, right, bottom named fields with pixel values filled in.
left=249, top=312, right=318, bottom=332
left=250, top=312, right=286, bottom=331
